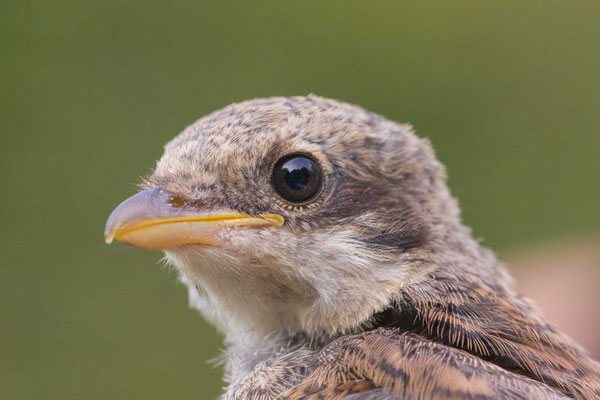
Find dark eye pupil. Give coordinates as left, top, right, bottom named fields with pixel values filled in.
left=285, top=162, right=310, bottom=191
left=272, top=154, right=322, bottom=203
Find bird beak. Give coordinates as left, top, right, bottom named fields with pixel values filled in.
left=104, top=188, right=284, bottom=250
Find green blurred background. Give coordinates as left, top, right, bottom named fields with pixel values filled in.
left=2, top=1, right=599, bottom=399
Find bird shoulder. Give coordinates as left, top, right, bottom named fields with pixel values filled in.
left=282, top=328, right=570, bottom=400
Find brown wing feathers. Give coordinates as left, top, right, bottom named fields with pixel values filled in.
left=400, top=278, right=600, bottom=398
left=284, top=277, right=600, bottom=399
left=284, top=330, right=570, bottom=399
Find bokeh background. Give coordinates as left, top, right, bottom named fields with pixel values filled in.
left=2, top=1, right=599, bottom=399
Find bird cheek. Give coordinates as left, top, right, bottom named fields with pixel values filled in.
left=225, top=226, right=278, bottom=250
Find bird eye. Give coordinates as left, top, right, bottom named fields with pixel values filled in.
left=272, top=154, right=322, bottom=204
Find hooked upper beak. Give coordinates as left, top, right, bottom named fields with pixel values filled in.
left=104, top=188, right=284, bottom=250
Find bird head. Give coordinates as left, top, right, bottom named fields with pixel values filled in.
left=105, top=96, right=462, bottom=344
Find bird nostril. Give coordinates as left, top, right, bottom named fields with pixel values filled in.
left=168, top=196, right=186, bottom=208
left=167, top=196, right=211, bottom=210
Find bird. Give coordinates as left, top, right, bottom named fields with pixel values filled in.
left=104, top=96, right=600, bottom=399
